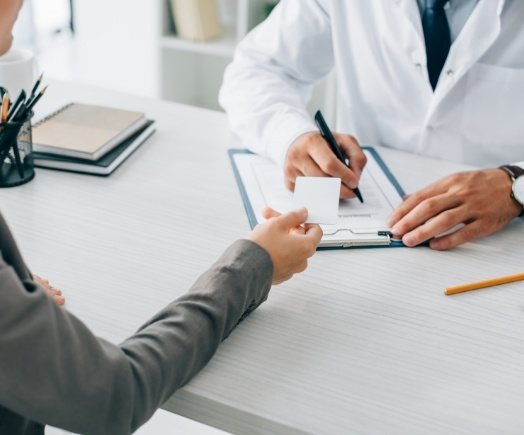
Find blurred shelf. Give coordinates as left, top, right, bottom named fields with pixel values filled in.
left=160, top=25, right=237, bottom=58
left=158, top=0, right=273, bottom=110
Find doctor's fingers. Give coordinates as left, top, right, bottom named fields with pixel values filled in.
left=333, top=134, right=367, bottom=178
left=309, top=142, right=360, bottom=190
left=400, top=206, right=469, bottom=247
left=429, top=220, right=495, bottom=250
left=387, top=181, right=450, bottom=227
left=298, top=155, right=329, bottom=177
left=283, top=165, right=304, bottom=192
left=390, top=193, right=461, bottom=238
left=299, top=156, right=356, bottom=199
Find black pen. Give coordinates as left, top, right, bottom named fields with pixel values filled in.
left=314, top=110, right=364, bottom=203
left=29, top=72, right=43, bottom=98
left=12, top=102, right=27, bottom=123
left=7, top=90, right=26, bottom=122
left=11, top=140, right=24, bottom=178
left=25, top=85, right=47, bottom=113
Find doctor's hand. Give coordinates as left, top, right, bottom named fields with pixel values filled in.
left=284, top=132, right=367, bottom=199
left=387, top=169, right=521, bottom=250
left=248, top=207, right=323, bottom=285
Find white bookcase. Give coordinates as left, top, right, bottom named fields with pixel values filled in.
left=158, top=0, right=269, bottom=110
left=158, top=0, right=335, bottom=119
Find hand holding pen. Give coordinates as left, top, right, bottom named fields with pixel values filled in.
left=283, top=110, right=367, bottom=201
left=314, top=110, right=364, bottom=202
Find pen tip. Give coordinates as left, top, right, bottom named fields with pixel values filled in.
left=354, top=188, right=364, bottom=203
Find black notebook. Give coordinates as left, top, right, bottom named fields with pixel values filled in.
left=33, top=120, right=156, bottom=176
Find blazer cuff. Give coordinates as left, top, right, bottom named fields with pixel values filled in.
left=220, top=239, right=274, bottom=336
left=230, top=239, right=273, bottom=305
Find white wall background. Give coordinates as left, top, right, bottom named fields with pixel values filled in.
left=15, top=0, right=159, bottom=98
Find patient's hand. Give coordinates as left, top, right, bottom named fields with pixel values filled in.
left=34, top=274, right=65, bottom=306
left=248, top=207, right=323, bottom=285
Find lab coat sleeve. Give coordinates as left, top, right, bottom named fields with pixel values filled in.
left=219, top=0, right=334, bottom=167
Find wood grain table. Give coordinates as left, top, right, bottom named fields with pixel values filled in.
left=1, top=81, right=523, bottom=435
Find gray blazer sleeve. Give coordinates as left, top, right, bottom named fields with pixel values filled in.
left=0, top=237, right=273, bottom=435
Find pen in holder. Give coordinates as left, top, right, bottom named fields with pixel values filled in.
left=0, top=111, right=34, bottom=187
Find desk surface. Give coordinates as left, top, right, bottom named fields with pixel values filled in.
left=2, top=81, right=524, bottom=435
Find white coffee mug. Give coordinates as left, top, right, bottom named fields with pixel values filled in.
left=0, top=48, right=39, bottom=99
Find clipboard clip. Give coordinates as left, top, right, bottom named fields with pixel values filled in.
left=377, top=230, right=403, bottom=244
left=319, top=228, right=402, bottom=247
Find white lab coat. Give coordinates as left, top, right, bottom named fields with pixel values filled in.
left=219, top=0, right=524, bottom=169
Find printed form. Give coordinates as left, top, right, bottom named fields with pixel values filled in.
left=233, top=149, right=405, bottom=247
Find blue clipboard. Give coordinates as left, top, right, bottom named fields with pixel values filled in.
left=228, top=147, right=406, bottom=250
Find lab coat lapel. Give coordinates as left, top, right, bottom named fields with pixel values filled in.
left=446, top=0, right=506, bottom=79
left=396, top=0, right=424, bottom=42
left=427, top=0, right=505, bottom=117
left=393, top=0, right=432, bottom=97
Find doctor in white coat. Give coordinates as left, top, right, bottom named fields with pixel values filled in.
left=220, top=0, right=524, bottom=250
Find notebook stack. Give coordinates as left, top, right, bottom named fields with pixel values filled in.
left=32, top=103, right=156, bottom=175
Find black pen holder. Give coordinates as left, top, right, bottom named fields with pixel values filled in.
left=0, top=112, right=35, bottom=187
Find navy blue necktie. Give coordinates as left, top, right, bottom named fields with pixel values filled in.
left=422, top=0, right=451, bottom=90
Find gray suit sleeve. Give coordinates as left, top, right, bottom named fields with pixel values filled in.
left=0, top=239, right=273, bottom=435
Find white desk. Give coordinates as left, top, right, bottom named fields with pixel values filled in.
left=2, top=81, right=524, bottom=435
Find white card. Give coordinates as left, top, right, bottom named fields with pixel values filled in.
left=293, top=177, right=341, bottom=224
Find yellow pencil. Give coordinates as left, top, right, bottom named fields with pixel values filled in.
left=1, top=93, right=9, bottom=123
left=445, top=272, right=524, bottom=295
